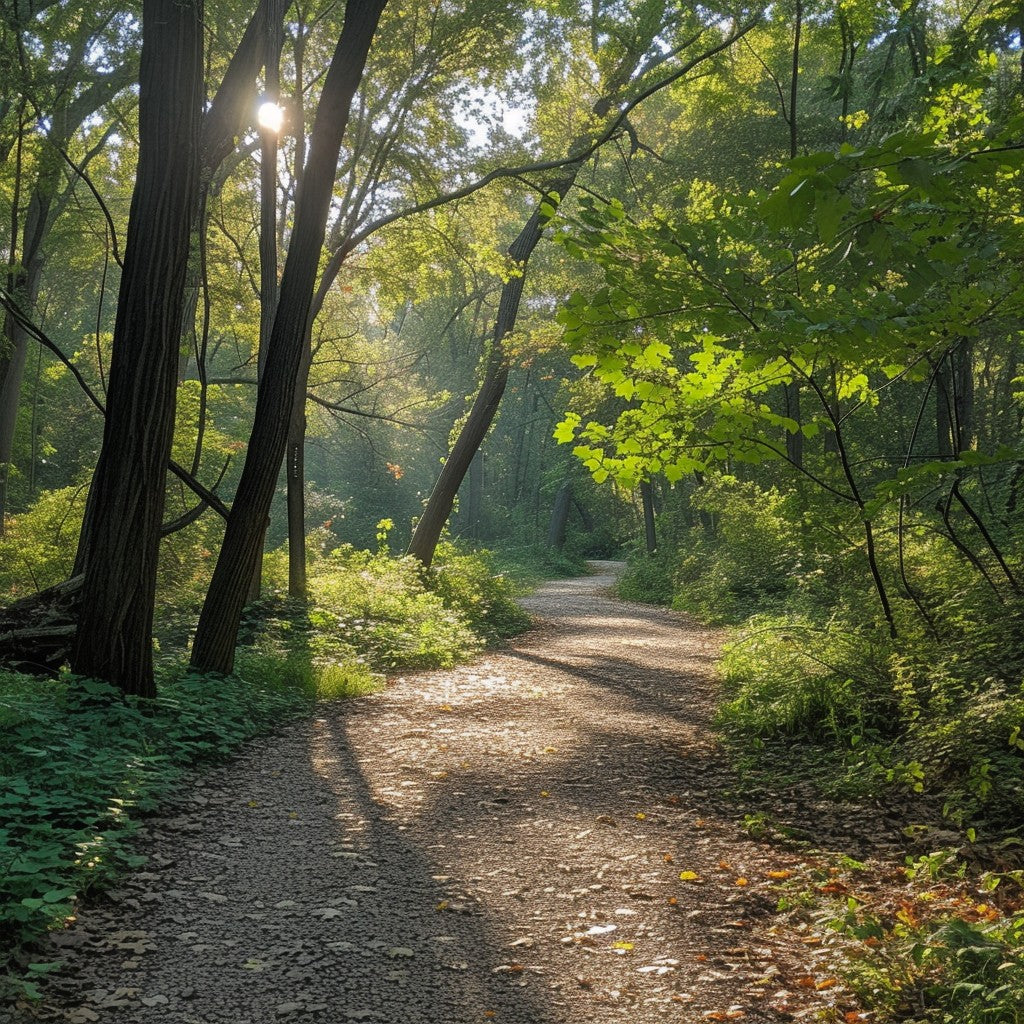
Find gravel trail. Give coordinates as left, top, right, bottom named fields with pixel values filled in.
left=15, top=562, right=846, bottom=1024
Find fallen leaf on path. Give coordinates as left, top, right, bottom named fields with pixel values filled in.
left=679, top=871, right=701, bottom=881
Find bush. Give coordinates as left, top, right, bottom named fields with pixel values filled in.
left=0, top=486, right=87, bottom=599
left=832, top=897, right=1024, bottom=1024
left=617, top=554, right=676, bottom=605
left=428, top=543, right=532, bottom=642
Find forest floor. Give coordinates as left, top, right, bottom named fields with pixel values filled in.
left=13, top=562, right=910, bottom=1024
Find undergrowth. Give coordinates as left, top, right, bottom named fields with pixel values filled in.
left=634, top=477, right=1024, bottom=1021
left=0, top=667, right=344, bottom=998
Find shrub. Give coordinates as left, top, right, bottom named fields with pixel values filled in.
left=428, top=543, right=532, bottom=642
left=617, top=553, right=676, bottom=605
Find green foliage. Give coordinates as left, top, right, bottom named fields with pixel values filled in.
left=717, top=596, right=1024, bottom=831
left=428, top=543, right=532, bottom=642
left=251, top=543, right=530, bottom=672
left=0, top=668, right=318, bottom=995
left=0, top=486, right=87, bottom=598
left=617, top=554, right=675, bottom=606
left=674, top=480, right=803, bottom=622
left=831, top=900, right=1024, bottom=1024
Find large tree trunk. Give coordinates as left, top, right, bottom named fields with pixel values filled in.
left=191, top=0, right=387, bottom=675
left=70, top=0, right=205, bottom=697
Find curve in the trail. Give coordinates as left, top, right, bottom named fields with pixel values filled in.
left=16, top=563, right=843, bottom=1024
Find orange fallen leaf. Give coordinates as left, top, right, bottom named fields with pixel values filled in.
left=735, top=877, right=749, bottom=886
left=797, top=977, right=817, bottom=988
left=815, top=978, right=838, bottom=990
left=695, top=953, right=708, bottom=962
left=668, top=896, right=678, bottom=906
left=718, top=860, right=732, bottom=871
left=663, top=854, right=674, bottom=863
left=767, top=870, right=792, bottom=880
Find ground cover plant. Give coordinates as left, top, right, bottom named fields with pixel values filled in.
left=0, top=669, right=318, bottom=999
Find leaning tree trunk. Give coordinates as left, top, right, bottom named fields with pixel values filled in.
left=191, top=0, right=387, bottom=675
left=70, top=0, right=204, bottom=697
left=406, top=186, right=574, bottom=569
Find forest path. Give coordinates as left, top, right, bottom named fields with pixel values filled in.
left=21, top=562, right=851, bottom=1024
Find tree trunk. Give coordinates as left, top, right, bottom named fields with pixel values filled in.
left=191, top=0, right=387, bottom=675
left=71, top=0, right=204, bottom=697
left=547, top=481, right=571, bottom=549
left=407, top=185, right=574, bottom=568
left=953, top=339, right=974, bottom=453
left=640, top=481, right=657, bottom=553
left=248, top=6, right=284, bottom=603
left=936, top=353, right=954, bottom=459
left=286, top=338, right=311, bottom=600
left=464, top=450, right=483, bottom=541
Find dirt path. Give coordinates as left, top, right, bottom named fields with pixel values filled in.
left=18, top=562, right=849, bottom=1023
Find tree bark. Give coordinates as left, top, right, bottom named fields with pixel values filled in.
left=248, top=7, right=284, bottom=603
left=640, top=481, right=657, bottom=553
left=547, top=480, right=571, bottom=550
left=191, top=0, right=387, bottom=674
left=71, top=0, right=204, bottom=697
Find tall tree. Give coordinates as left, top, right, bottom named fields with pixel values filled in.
left=191, top=0, right=388, bottom=675
left=69, top=0, right=205, bottom=695
left=70, top=0, right=288, bottom=695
